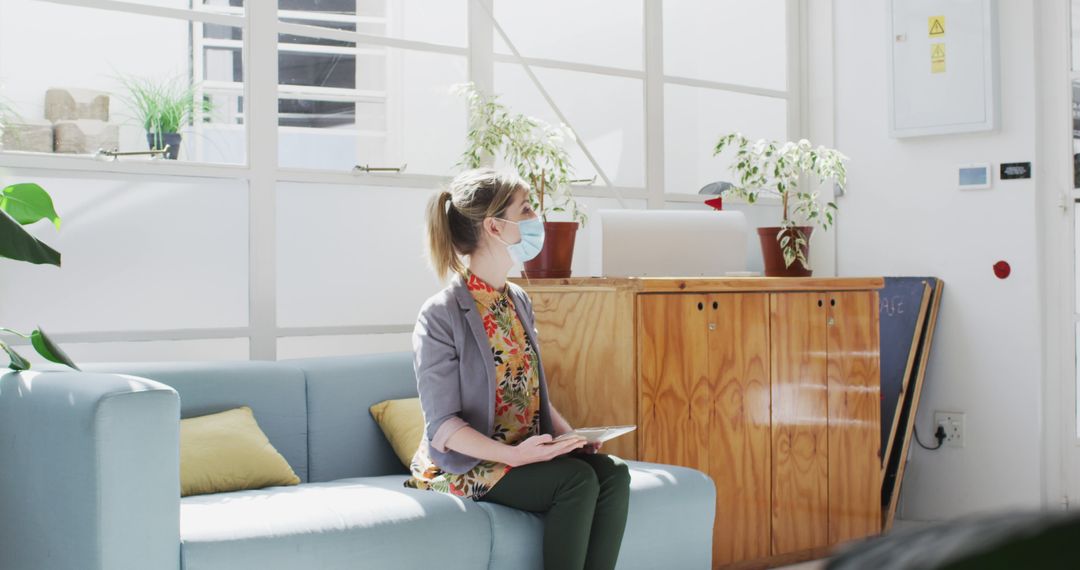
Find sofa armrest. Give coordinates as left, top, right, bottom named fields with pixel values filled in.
left=620, top=460, right=717, bottom=570
left=0, top=369, right=181, bottom=570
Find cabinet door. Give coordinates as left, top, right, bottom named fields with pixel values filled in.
left=770, top=293, right=829, bottom=555
left=706, top=293, right=772, bottom=565
left=638, top=294, right=710, bottom=473
left=827, top=291, right=882, bottom=542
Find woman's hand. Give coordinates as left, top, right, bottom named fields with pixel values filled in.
left=506, top=434, right=587, bottom=467
left=580, top=441, right=603, bottom=455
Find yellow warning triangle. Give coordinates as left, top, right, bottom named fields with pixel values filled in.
left=932, top=44, right=945, bottom=58
left=930, top=20, right=945, bottom=36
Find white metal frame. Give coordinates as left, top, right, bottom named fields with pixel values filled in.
left=3, top=0, right=805, bottom=359
left=1036, top=0, right=1080, bottom=510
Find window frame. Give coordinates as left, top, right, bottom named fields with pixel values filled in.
left=0, top=0, right=805, bottom=360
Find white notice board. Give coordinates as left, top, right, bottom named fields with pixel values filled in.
left=888, top=0, right=999, bottom=138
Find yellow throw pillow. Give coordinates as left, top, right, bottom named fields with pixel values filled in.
left=369, top=397, right=424, bottom=468
left=180, top=406, right=300, bottom=497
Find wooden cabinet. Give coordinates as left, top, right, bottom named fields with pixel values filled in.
left=639, top=293, right=771, bottom=564
left=512, top=277, right=883, bottom=568
left=769, top=292, right=881, bottom=555
left=770, top=292, right=829, bottom=554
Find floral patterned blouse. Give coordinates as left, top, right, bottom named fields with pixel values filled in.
left=404, top=268, right=541, bottom=499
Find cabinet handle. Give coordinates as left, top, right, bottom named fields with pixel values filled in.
left=830, top=298, right=836, bottom=307
left=817, top=299, right=824, bottom=307
left=712, top=301, right=718, bottom=310
left=697, top=302, right=704, bottom=311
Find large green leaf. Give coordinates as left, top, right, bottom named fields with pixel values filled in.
left=0, top=207, right=61, bottom=266
left=30, top=327, right=79, bottom=370
left=1, top=342, right=31, bottom=371
left=0, top=183, right=61, bottom=228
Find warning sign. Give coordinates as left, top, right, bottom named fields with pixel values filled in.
left=929, top=15, right=945, bottom=37
left=931, top=43, right=946, bottom=73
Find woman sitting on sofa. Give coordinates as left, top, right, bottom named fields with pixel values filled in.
left=406, top=168, right=631, bottom=570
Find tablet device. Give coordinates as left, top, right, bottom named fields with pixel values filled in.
left=545, top=425, right=637, bottom=445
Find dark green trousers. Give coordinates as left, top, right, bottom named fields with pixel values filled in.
left=477, top=453, right=631, bottom=570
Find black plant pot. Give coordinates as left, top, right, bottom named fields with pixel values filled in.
left=147, top=132, right=182, bottom=160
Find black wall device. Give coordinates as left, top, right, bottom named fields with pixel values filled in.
left=1000, top=162, right=1032, bottom=180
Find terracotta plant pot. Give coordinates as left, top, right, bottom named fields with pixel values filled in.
left=757, top=226, right=814, bottom=277
left=522, top=221, right=578, bottom=278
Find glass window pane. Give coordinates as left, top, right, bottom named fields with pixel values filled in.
left=0, top=0, right=246, bottom=165
left=493, top=0, right=642, bottom=70
left=278, top=49, right=466, bottom=174
left=277, top=333, right=411, bottom=359
left=276, top=183, right=445, bottom=327
left=664, top=84, right=787, bottom=194
left=20, top=338, right=249, bottom=365
left=0, top=176, right=249, bottom=332
left=494, top=63, right=645, bottom=188
left=664, top=0, right=787, bottom=91
left=278, top=0, right=466, bottom=48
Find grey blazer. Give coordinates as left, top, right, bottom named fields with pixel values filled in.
left=411, top=270, right=555, bottom=474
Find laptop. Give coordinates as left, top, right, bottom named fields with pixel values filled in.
left=599, top=209, right=749, bottom=277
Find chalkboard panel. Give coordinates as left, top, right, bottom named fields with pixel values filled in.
left=879, top=277, right=935, bottom=459
left=880, top=277, right=944, bottom=530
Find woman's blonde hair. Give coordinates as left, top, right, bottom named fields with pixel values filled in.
left=426, top=168, right=527, bottom=281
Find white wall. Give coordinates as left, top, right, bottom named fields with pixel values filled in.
left=832, top=0, right=1044, bottom=519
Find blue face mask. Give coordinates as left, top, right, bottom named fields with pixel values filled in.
left=494, top=216, right=545, bottom=263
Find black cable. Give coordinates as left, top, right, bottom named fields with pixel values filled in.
left=913, top=424, right=946, bottom=451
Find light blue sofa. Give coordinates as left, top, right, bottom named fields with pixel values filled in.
left=0, top=353, right=715, bottom=570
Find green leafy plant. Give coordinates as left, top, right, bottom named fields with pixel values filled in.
left=454, top=82, right=586, bottom=226
left=118, top=73, right=213, bottom=149
left=0, top=183, right=79, bottom=371
left=714, top=133, right=848, bottom=270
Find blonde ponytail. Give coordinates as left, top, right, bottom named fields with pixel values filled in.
left=424, top=168, right=525, bottom=282
left=425, top=190, right=465, bottom=282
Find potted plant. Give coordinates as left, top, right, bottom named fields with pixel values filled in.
left=714, top=133, right=848, bottom=277
left=119, top=74, right=213, bottom=160
left=455, top=82, right=585, bottom=278
left=0, top=182, right=79, bottom=370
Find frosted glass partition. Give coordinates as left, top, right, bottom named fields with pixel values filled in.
left=664, top=84, right=787, bottom=194
left=1076, top=322, right=1080, bottom=437
left=276, top=182, right=445, bottom=327
left=277, top=333, right=412, bottom=360
left=663, top=200, right=779, bottom=274
left=663, top=0, right=787, bottom=91
left=0, top=176, right=249, bottom=332
left=494, top=64, right=645, bottom=188
left=278, top=49, right=468, bottom=174
left=278, top=0, right=466, bottom=48
left=1075, top=204, right=1080, bottom=309
left=493, top=0, right=643, bottom=70
left=0, top=0, right=246, bottom=164
left=22, top=338, right=250, bottom=366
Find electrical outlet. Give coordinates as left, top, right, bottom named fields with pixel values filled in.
left=934, top=411, right=965, bottom=448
